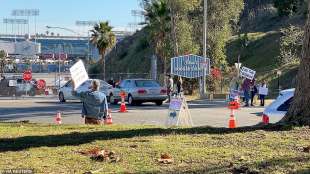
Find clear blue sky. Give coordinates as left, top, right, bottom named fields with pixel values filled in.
left=0, top=0, right=142, bottom=36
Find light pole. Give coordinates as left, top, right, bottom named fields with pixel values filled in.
left=201, top=0, right=208, bottom=98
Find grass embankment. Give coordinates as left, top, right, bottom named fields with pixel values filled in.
left=0, top=123, right=309, bottom=174
left=226, top=31, right=299, bottom=97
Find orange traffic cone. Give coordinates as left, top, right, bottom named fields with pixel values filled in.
left=229, top=115, right=236, bottom=128
left=262, top=114, right=269, bottom=124
left=104, top=109, right=113, bottom=125
left=55, top=111, right=62, bottom=124
left=119, top=102, right=127, bottom=112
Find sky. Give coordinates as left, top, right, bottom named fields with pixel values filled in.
left=0, top=0, right=143, bottom=36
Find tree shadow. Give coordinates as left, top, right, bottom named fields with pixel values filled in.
left=144, top=156, right=310, bottom=174
left=0, top=123, right=294, bottom=153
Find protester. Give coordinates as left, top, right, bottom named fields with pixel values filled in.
left=259, top=80, right=268, bottom=106
left=166, top=74, right=174, bottom=102
left=241, top=78, right=251, bottom=107
left=72, top=79, right=108, bottom=124
left=176, top=76, right=183, bottom=95
left=250, top=78, right=258, bottom=106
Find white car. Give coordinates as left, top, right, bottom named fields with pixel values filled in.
left=262, top=88, right=295, bottom=123
left=58, top=79, right=112, bottom=102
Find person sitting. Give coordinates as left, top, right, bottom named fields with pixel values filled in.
left=72, top=79, right=108, bottom=124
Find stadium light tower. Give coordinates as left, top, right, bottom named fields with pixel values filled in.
left=12, top=9, right=39, bottom=42
left=3, top=18, right=28, bottom=42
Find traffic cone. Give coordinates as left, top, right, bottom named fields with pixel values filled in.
left=229, top=115, right=236, bottom=128
left=262, top=114, right=269, bottom=124
left=119, top=102, right=127, bottom=112
left=104, top=109, right=113, bottom=125
left=55, top=111, right=62, bottom=124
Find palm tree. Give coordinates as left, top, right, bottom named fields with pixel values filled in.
left=90, top=21, right=116, bottom=80
left=143, top=0, right=171, bottom=74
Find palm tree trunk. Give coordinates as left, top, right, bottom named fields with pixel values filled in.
left=102, top=53, right=106, bottom=80
left=282, top=2, right=310, bottom=125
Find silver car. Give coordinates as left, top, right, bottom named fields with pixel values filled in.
left=58, top=79, right=112, bottom=102
left=108, top=79, right=167, bottom=106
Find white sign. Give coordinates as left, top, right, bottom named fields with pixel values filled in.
left=171, top=55, right=210, bottom=78
left=9, top=80, right=17, bottom=87
left=240, top=66, right=256, bottom=80
left=166, top=96, right=193, bottom=127
left=259, top=87, right=268, bottom=96
left=70, top=60, right=89, bottom=89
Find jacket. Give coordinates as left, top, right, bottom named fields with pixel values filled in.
left=72, top=90, right=108, bottom=120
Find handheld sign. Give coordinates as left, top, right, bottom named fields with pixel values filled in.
left=69, top=60, right=89, bottom=90
left=259, top=87, right=268, bottom=95
left=240, top=66, right=256, bottom=80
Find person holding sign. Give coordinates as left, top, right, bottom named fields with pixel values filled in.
left=258, top=80, right=268, bottom=106
left=72, top=80, right=108, bottom=124
left=241, top=78, right=251, bottom=107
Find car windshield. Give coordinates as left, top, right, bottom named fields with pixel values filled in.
left=135, top=80, right=160, bottom=87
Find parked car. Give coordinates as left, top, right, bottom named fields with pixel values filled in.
left=58, top=79, right=112, bottom=102
left=262, top=88, right=295, bottom=123
left=108, top=79, right=167, bottom=106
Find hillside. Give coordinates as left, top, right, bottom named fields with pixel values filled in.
left=93, top=0, right=306, bottom=95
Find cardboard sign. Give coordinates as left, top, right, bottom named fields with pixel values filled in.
left=69, top=60, right=89, bottom=89
left=240, top=66, right=256, bottom=80
left=9, top=80, right=17, bottom=87
left=259, top=87, right=268, bottom=95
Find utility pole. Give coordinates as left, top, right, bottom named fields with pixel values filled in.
left=201, top=0, right=207, bottom=97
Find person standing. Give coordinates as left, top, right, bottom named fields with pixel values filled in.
left=241, top=78, right=251, bottom=107
left=166, top=74, right=174, bottom=102
left=250, top=78, right=258, bottom=106
left=72, top=79, right=108, bottom=124
left=259, top=81, right=268, bottom=106
left=176, top=76, right=183, bottom=95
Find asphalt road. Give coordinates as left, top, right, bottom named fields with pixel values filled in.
left=0, top=96, right=277, bottom=128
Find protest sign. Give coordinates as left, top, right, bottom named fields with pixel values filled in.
left=69, top=60, right=89, bottom=89
left=240, top=66, right=256, bottom=80
left=166, top=96, right=193, bottom=127
left=259, top=87, right=268, bottom=95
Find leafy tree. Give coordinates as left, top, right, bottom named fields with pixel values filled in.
left=278, top=25, right=303, bottom=65
left=0, top=50, right=8, bottom=75
left=274, top=0, right=300, bottom=16
left=90, top=21, right=116, bottom=80
left=282, top=2, right=310, bottom=125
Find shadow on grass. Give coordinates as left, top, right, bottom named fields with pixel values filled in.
left=0, top=123, right=294, bottom=152
left=147, top=156, right=310, bottom=174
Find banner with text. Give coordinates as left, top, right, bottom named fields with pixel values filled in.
left=70, top=60, right=89, bottom=89
left=171, top=54, right=210, bottom=78
left=240, top=66, right=256, bottom=80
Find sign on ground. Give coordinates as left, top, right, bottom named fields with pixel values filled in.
left=70, top=60, right=89, bottom=90
left=171, top=54, right=210, bottom=78
left=240, top=66, right=256, bottom=80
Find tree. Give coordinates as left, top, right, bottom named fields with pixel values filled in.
left=0, top=50, right=7, bottom=76
left=274, top=0, right=300, bottom=16
left=143, top=0, right=171, bottom=74
left=90, top=21, right=116, bottom=80
left=282, top=2, right=310, bottom=125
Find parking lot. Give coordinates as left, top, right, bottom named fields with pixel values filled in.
left=0, top=95, right=279, bottom=128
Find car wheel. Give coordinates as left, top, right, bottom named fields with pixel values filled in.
left=128, top=95, right=135, bottom=106
left=155, top=101, right=163, bottom=106
left=59, top=92, right=66, bottom=102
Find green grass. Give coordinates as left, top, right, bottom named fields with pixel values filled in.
left=0, top=123, right=309, bottom=174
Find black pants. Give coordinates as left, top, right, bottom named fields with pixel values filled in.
left=260, top=95, right=265, bottom=106
left=250, top=91, right=256, bottom=105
